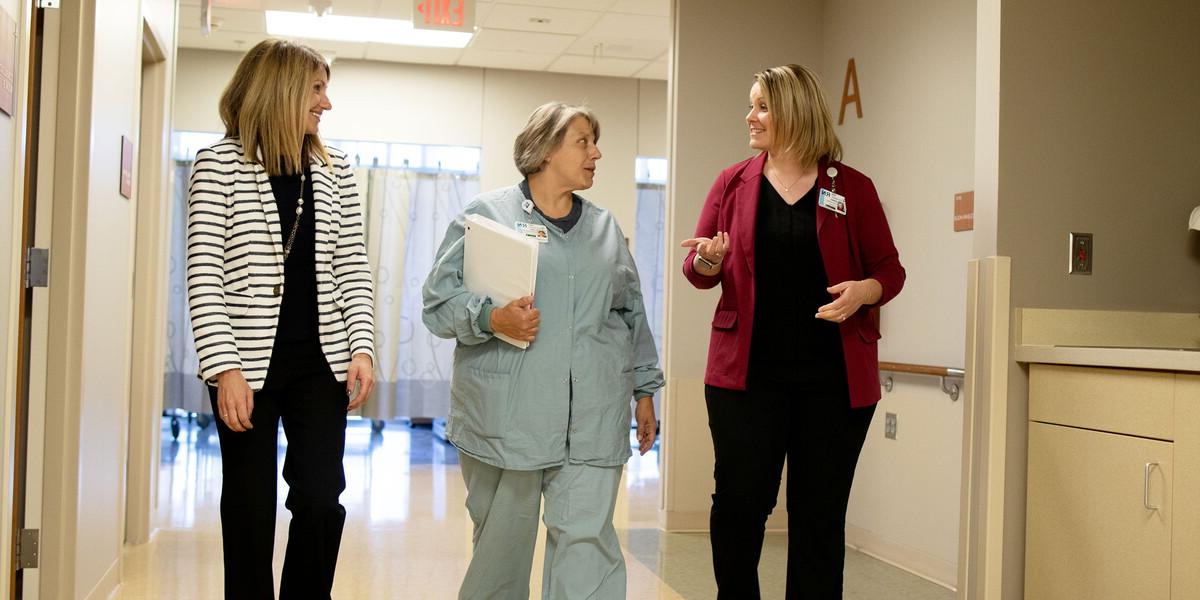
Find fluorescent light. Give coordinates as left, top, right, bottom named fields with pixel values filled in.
left=265, top=11, right=474, bottom=48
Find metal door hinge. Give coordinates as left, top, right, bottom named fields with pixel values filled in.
left=37, top=0, right=60, bottom=8
left=17, top=529, right=39, bottom=569
left=25, top=247, right=48, bottom=288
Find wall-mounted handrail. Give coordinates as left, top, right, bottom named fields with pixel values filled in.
left=879, top=361, right=965, bottom=401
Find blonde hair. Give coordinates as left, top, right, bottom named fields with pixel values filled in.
left=754, top=64, right=842, bottom=166
left=218, top=39, right=331, bottom=176
left=513, top=102, right=601, bottom=177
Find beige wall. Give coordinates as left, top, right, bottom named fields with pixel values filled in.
left=173, top=49, right=668, bottom=240
left=820, top=0, right=975, bottom=586
left=997, top=0, right=1200, bottom=311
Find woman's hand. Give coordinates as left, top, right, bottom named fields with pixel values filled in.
left=635, top=397, right=657, bottom=455
left=216, top=369, right=255, bottom=432
left=346, top=353, right=375, bottom=411
left=680, top=232, right=731, bottom=275
left=490, top=295, right=540, bottom=343
left=816, top=279, right=883, bottom=323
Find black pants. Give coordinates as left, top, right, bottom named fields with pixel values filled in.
left=208, top=341, right=348, bottom=600
left=705, top=378, right=876, bottom=600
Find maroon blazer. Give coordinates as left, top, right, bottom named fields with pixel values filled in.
left=683, top=153, right=905, bottom=408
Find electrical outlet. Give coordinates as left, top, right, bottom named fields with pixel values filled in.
left=884, top=412, right=897, bottom=440
left=1069, top=232, right=1093, bottom=275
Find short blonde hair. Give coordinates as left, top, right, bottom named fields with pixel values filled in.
left=754, top=64, right=842, bottom=166
left=219, top=39, right=331, bottom=176
left=513, top=102, right=601, bottom=177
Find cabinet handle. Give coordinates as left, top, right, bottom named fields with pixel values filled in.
left=1144, top=462, right=1160, bottom=511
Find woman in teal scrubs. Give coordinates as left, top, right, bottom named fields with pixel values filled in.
left=423, top=102, right=663, bottom=599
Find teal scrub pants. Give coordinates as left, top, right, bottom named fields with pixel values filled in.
left=458, top=452, right=626, bottom=600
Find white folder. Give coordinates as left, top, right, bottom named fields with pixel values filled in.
left=463, top=213, right=539, bottom=349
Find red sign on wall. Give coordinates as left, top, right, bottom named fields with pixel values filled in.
left=413, top=0, right=475, bottom=33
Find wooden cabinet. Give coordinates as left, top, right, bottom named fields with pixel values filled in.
left=1025, top=364, right=1200, bottom=600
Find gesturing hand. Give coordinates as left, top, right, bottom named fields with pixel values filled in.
left=816, top=279, right=883, bottom=323
left=680, top=231, right=731, bottom=273
left=491, top=295, right=540, bottom=343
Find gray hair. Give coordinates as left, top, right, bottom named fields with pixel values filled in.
left=513, top=102, right=601, bottom=177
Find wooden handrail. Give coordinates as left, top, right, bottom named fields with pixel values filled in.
left=879, top=361, right=965, bottom=378
left=878, top=362, right=966, bottom=401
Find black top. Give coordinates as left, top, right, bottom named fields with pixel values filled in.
left=520, top=179, right=582, bottom=233
left=269, top=167, right=320, bottom=343
left=747, top=177, right=847, bottom=386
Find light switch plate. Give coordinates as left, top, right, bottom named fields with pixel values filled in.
left=1069, top=232, right=1093, bottom=275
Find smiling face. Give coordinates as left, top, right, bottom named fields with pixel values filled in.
left=746, top=81, right=773, bottom=153
left=306, top=68, right=331, bottom=136
left=542, top=116, right=602, bottom=192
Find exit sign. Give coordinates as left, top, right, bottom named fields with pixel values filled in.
left=413, top=0, right=475, bottom=33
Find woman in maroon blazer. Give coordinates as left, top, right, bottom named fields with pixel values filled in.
left=680, top=64, right=904, bottom=599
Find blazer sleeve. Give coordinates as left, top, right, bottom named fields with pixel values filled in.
left=186, top=148, right=241, bottom=382
left=681, top=170, right=728, bottom=289
left=330, top=157, right=377, bottom=361
left=854, top=177, right=905, bottom=307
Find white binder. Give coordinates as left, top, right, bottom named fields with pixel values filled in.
left=463, top=213, right=539, bottom=349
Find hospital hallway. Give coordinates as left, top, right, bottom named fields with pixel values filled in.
left=115, top=417, right=954, bottom=599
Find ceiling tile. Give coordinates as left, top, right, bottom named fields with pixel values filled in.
left=363, top=43, right=465, bottom=66
left=609, top=0, right=669, bottom=17
left=547, top=54, right=645, bottom=78
left=585, top=11, right=668, bottom=39
left=456, top=48, right=556, bottom=71
left=468, top=28, right=574, bottom=54
left=633, top=59, right=667, bottom=80
left=181, top=5, right=266, bottom=33
left=483, top=4, right=602, bottom=35
left=565, top=35, right=666, bottom=61
left=497, top=0, right=617, bottom=11
left=178, top=27, right=270, bottom=52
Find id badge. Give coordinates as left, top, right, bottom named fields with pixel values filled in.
left=515, top=221, right=550, bottom=243
left=818, top=188, right=847, bottom=215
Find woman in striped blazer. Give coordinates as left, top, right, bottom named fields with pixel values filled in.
left=186, top=39, right=375, bottom=599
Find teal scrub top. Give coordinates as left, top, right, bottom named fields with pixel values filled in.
left=423, top=185, right=665, bottom=470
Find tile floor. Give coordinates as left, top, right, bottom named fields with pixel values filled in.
left=117, top=416, right=955, bottom=599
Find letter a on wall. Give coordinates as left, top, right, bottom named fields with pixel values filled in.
left=839, top=58, right=862, bottom=125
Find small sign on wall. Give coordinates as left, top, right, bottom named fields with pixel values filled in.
left=0, top=7, right=17, bottom=117
left=120, top=136, right=134, bottom=199
left=954, top=191, right=974, bottom=231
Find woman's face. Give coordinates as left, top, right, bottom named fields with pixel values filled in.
left=746, top=81, right=772, bottom=152
left=306, top=68, right=332, bottom=136
left=542, top=116, right=602, bottom=191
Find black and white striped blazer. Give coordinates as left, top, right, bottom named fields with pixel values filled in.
left=186, top=138, right=375, bottom=389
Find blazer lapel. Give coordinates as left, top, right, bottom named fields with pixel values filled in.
left=310, top=157, right=337, bottom=272
left=253, top=161, right=286, bottom=271
left=736, top=153, right=768, bottom=277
